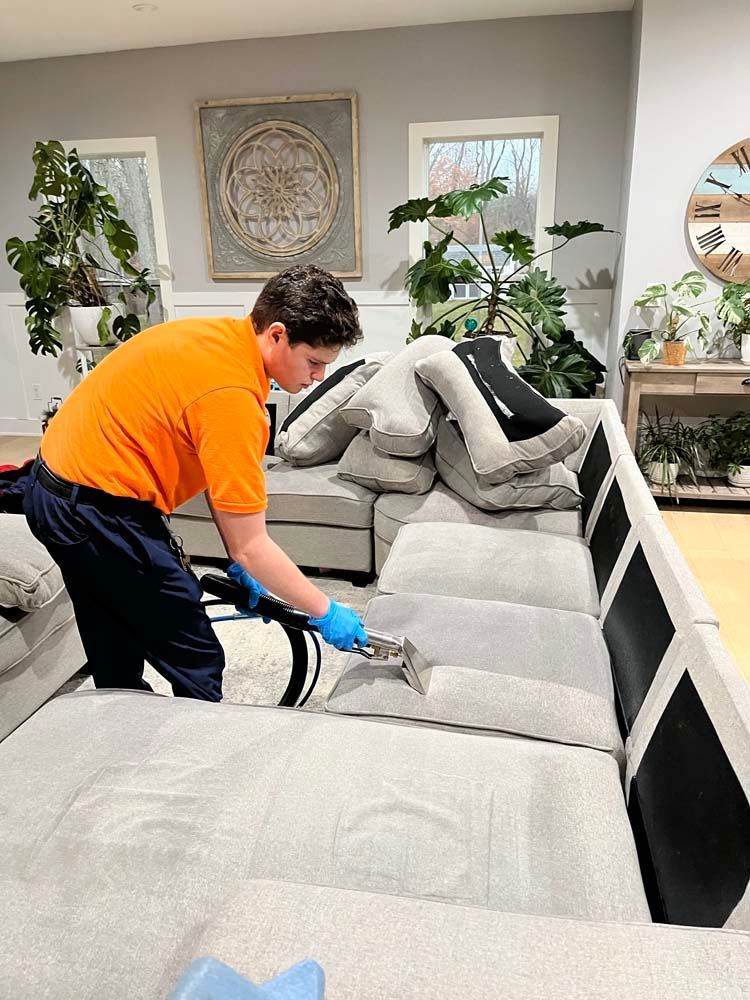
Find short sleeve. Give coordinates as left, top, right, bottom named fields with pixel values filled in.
left=182, top=387, right=269, bottom=513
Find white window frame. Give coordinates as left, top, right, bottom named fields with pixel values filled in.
left=407, top=116, right=560, bottom=273
left=63, top=136, right=174, bottom=321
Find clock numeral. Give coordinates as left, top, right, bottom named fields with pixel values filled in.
left=697, top=225, right=726, bottom=254
left=731, top=145, right=750, bottom=173
left=706, top=172, right=732, bottom=193
left=719, top=247, right=743, bottom=275
left=695, top=201, right=721, bottom=219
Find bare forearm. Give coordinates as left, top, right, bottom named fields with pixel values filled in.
left=234, top=534, right=329, bottom=618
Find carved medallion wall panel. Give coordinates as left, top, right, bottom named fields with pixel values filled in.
left=195, top=93, right=361, bottom=279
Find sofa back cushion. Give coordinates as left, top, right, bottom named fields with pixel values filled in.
left=434, top=417, right=582, bottom=512
left=625, top=624, right=750, bottom=928
left=415, top=337, right=586, bottom=485
left=341, top=336, right=452, bottom=456
left=0, top=514, right=64, bottom=612
left=337, top=433, right=436, bottom=495
left=276, top=353, right=391, bottom=466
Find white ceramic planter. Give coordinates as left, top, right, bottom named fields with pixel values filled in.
left=741, top=333, right=750, bottom=365
left=69, top=305, right=119, bottom=347
left=649, top=461, right=679, bottom=486
left=728, top=465, right=750, bottom=487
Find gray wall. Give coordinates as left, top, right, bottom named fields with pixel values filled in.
left=0, top=12, right=632, bottom=295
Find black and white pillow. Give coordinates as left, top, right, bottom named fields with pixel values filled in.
left=276, top=353, right=392, bottom=467
left=416, top=337, right=586, bottom=485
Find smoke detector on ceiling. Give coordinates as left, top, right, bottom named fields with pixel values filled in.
left=131, top=2, right=159, bottom=11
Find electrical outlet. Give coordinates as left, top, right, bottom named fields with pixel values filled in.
left=31, top=383, right=42, bottom=401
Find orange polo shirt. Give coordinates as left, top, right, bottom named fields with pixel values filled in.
left=41, top=315, right=271, bottom=515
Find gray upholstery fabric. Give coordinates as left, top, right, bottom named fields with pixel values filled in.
left=266, top=522, right=373, bottom=573
left=555, top=398, right=606, bottom=472
left=194, top=883, right=749, bottom=1000
left=378, top=521, right=599, bottom=616
left=327, top=593, right=622, bottom=759
left=0, top=590, right=84, bottom=742
left=435, top=416, right=582, bottom=511
left=275, top=353, right=391, bottom=466
left=341, top=336, right=452, bottom=456
left=0, top=691, right=650, bottom=999
left=265, top=461, right=376, bottom=528
left=0, top=514, right=64, bottom=611
left=415, top=342, right=586, bottom=484
left=337, top=432, right=436, bottom=495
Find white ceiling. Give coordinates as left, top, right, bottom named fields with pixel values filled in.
left=0, top=0, right=632, bottom=63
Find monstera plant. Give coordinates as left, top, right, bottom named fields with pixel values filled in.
left=6, top=140, right=156, bottom=357
left=388, top=177, right=612, bottom=397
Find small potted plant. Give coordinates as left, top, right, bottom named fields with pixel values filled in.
left=638, top=411, right=701, bottom=494
left=694, top=414, right=727, bottom=479
left=633, top=271, right=712, bottom=366
left=713, top=411, right=750, bottom=487
left=6, top=140, right=156, bottom=357
left=716, top=279, right=750, bottom=365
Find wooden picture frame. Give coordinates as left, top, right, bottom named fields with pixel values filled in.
left=195, top=92, right=362, bottom=280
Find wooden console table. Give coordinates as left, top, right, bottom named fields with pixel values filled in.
left=622, top=359, right=750, bottom=502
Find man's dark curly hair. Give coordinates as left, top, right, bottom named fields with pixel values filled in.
left=251, top=265, right=362, bottom=349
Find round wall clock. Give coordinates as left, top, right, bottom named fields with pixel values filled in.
left=687, top=138, right=750, bottom=282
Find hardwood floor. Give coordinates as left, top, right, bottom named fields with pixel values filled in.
left=0, top=435, right=40, bottom=466
left=1, top=434, right=747, bottom=683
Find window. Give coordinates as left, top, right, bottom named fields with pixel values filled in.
left=64, top=137, right=174, bottom=325
left=408, top=117, right=559, bottom=321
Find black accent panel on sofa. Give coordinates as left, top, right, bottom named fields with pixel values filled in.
left=626, top=783, right=664, bottom=922
left=603, top=543, right=675, bottom=730
left=629, top=671, right=750, bottom=927
left=279, top=359, right=366, bottom=432
left=588, top=479, right=630, bottom=596
left=578, top=423, right=611, bottom=531
left=453, top=339, right=564, bottom=443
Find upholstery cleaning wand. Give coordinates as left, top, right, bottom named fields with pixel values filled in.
left=200, top=573, right=432, bottom=695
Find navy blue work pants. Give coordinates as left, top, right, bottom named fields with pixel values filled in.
left=23, top=464, right=225, bottom=701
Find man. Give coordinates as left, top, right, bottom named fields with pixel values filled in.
left=24, top=264, right=368, bottom=702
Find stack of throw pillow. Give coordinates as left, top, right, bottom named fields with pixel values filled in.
left=276, top=335, right=587, bottom=512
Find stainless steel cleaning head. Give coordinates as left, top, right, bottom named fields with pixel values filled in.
left=360, top=628, right=432, bottom=696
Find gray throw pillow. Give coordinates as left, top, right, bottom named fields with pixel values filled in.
left=435, top=417, right=583, bottom=511
left=416, top=336, right=586, bottom=485
left=276, top=353, right=392, bottom=467
left=0, top=514, right=64, bottom=611
left=337, top=432, right=436, bottom=495
left=341, top=336, right=453, bottom=457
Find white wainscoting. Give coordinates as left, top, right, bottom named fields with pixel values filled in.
left=1, top=288, right=612, bottom=433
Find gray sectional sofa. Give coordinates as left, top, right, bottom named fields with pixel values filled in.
left=1, top=393, right=749, bottom=996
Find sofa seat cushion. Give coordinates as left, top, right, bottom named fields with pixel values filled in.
left=374, top=484, right=582, bottom=548
left=378, top=522, right=599, bottom=616
left=0, top=514, right=64, bottom=612
left=264, top=462, right=376, bottom=528
left=0, top=695, right=649, bottom=979
left=327, top=593, right=622, bottom=758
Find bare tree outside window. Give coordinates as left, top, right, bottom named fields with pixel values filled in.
left=427, top=138, right=540, bottom=276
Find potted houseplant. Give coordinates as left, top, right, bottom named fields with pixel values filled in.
left=638, top=411, right=701, bottom=495
left=694, top=414, right=727, bottom=479
left=6, top=140, right=156, bottom=357
left=632, top=271, right=712, bottom=366
left=712, top=411, right=750, bottom=487
left=716, top=279, right=750, bottom=365
left=388, top=177, right=611, bottom=398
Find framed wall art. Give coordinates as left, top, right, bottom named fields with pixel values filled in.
left=195, top=92, right=361, bottom=280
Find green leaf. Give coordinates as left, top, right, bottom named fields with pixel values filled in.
left=432, top=177, right=509, bottom=220
left=112, top=312, right=141, bottom=341
left=96, top=306, right=112, bottom=346
left=544, top=220, right=609, bottom=241
left=506, top=267, right=567, bottom=338
left=404, top=232, right=483, bottom=306
left=635, top=283, right=667, bottom=307
left=638, top=338, right=660, bottom=363
left=388, top=198, right=435, bottom=231
left=491, top=229, right=535, bottom=265
left=518, top=348, right=595, bottom=399
left=671, top=269, right=707, bottom=299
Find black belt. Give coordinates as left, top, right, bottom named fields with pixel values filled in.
left=34, top=458, right=160, bottom=517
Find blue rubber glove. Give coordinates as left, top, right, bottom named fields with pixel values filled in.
left=309, top=600, right=368, bottom=651
left=227, top=562, right=270, bottom=621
